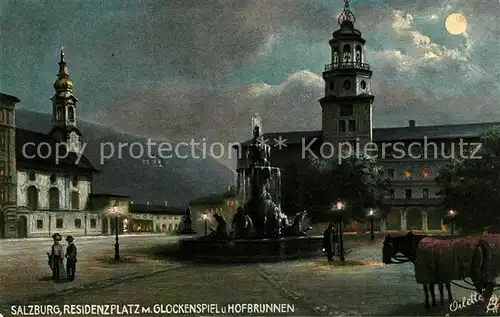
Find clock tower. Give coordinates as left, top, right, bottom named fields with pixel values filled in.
left=49, top=47, right=82, bottom=153
left=320, top=0, right=375, bottom=149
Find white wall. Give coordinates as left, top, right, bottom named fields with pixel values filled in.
left=17, top=170, right=91, bottom=210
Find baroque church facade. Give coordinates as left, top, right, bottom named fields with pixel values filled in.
left=235, top=2, right=499, bottom=233
left=0, top=49, right=184, bottom=238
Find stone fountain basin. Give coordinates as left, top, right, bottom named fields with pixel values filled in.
left=179, top=236, right=324, bottom=263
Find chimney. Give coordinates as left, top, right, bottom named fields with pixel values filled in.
left=408, top=120, right=415, bottom=128
left=164, top=200, right=168, bottom=206
left=146, top=201, right=150, bottom=205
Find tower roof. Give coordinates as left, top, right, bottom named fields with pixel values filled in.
left=332, top=0, right=364, bottom=42
left=53, top=46, right=76, bottom=95
left=338, top=0, right=355, bottom=25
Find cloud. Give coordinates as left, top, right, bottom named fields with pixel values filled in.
left=102, top=71, right=324, bottom=166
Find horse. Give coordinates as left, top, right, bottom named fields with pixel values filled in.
left=382, top=233, right=453, bottom=309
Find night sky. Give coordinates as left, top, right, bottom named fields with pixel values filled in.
left=2, top=0, right=500, bottom=155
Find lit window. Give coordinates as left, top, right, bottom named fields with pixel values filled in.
left=404, top=170, right=413, bottom=178
left=422, top=168, right=431, bottom=179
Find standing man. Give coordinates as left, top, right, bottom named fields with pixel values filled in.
left=65, top=236, right=77, bottom=281
left=323, top=222, right=335, bottom=262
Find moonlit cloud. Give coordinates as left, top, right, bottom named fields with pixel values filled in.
left=1, top=0, right=500, bottom=169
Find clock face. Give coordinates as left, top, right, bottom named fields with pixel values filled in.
left=343, top=79, right=351, bottom=90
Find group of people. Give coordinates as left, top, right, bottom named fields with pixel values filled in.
left=47, top=233, right=78, bottom=282
left=323, top=222, right=340, bottom=262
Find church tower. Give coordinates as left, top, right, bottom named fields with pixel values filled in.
left=49, top=47, right=82, bottom=153
left=320, top=0, right=374, bottom=148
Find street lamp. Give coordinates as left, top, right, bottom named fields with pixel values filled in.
left=109, top=205, right=120, bottom=260
left=334, top=201, right=346, bottom=261
left=202, top=212, right=208, bottom=235
left=448, top=209, right=456, bottom=235
left=367, top=209, right=375, bottom=243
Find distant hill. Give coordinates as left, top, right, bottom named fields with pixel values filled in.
left=16, top=109, right=236, bottom=206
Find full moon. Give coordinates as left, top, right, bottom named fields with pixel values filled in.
left=445, top=13, right=467, bottom=35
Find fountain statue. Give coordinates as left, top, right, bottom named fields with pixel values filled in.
left=232, top=115, right=309, bottom=238
left=179, top=114, right=322, bottom=262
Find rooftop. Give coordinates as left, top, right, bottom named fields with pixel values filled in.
left=233, top=121, right=500, bottom=147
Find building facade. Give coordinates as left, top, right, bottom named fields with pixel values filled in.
left=234, top=2, right=498, bottom=234
left=128, top=203, right=184, bottom=234
left=1, top=49, right=189, bottom=238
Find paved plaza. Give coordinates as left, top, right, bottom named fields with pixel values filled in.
left=0, top=234, right=491, bottom=316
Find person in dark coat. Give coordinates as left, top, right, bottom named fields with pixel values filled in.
left=323, top=222, right=336, bottom=262
left=65, top=235, right=77, bottom=281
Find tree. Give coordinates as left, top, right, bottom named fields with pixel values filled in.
left=281, top=154, right=391, bottom=223
left=435, top=128, right=500, bottom=234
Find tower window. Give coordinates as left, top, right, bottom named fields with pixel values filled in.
left=355, top=45, right=362, bottom=63
left=329, top=82, right=334, bottom=91
left=348, top=120, right=356, bottom=132
left=338, top=120, right=346, bottom=132
left=333, top=50, right=339, bottom=66
left=343, top=79, right=351, bottom=90
left=360, top=80, right=367, bottom=90
left=0, top=111, right=4, bottom=123
left=339, top=104, right=353, bottom=116
left=68, top=106, right=75, bottom=122
left=343, top=45, right=351, bottom=63
left=56, top=108, right=63, bottom=120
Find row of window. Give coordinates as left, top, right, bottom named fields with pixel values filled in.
left=27, top=186, right=80, bottom=210
left=386, top=168, right=431, bottom=180
left=387, top=188, right=433, bottom=199
left=36, top=218, right=96, bottom=230
left=28, top=172, right=79, bottom=187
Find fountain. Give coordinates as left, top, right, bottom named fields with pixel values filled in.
left=179, top=115, right=324, bottom=262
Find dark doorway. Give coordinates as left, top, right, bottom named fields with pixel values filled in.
left=102, top=217, right=108, bottom=234
left=17, top=215, right=28, bottom=238
left=406, top=209, right=423, bottom=231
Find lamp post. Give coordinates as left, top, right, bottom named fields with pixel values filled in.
left=335, top=201, right=345, bottom=261
left=202, top=213, right=208, bottom=235
left=109, top=205, right=120, bottom=260
left=448, top=210, right=456, bottom=235
left=367, top=209, right=375, bottom=243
